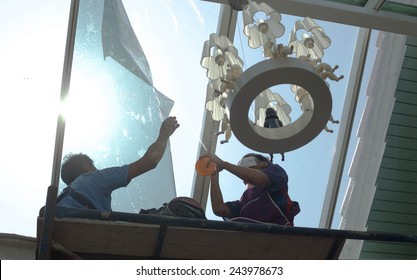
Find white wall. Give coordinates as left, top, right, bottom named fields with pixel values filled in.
left=0, top=233, right=36, bottom=260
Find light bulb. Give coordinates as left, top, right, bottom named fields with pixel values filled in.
left=214, top=49, right=225, bottom=66
left=303, top=36, right=314, bottom=49
left=257, top=19, right=269, bottom=34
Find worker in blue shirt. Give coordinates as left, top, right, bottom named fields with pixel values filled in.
left=57, top=116, right=179, bottom=211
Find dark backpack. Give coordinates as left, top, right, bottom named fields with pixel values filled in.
left=140, top=197, right=206, bottom=219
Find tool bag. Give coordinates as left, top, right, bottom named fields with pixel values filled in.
left=139, top=196, right=207, bottom=219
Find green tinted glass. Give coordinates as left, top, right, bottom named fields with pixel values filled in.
left=325, top=0, right=368, bottom=7
left=381, top=2, right=417, bottom=17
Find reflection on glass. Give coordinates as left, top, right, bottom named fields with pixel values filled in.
left=381, top=1, right=417, bottom=17
left=61, top=0, right=176, bottom=213
left=325, top=0, right=367, bottom=7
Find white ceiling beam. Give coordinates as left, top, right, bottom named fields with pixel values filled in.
left=191, top=4, right=239, bottom=209
left=319, top=28, right=371, bottom=229
left=203, top=0, right=417, bottom=37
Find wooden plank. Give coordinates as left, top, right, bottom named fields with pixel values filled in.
left=386, top=124, right=417, bottom=139
left=362, top=241, right=417, bottom=256
left=360, top=251, right=416, bottom=259
left=406, top=37, right=417, bottom=46
left=383, top=146, right=417, bottom=162
left=160, top=227, right=343, bottom=259
left=378, top=167, right=417, bottom=183
left=399, top=68, right=417, bottom=83
left=405, top=45, right=417, bottom=59
left=392, top=102, right=417, bottom=116
left=377, top=178, right=417, bottom=193
left=380, top=157, right=417, bottom=172
left=395, top=90, right=417, bottom=104
left=390, top=113, right=417, bottom=127
left=385, top=135, right=417, bottom=150
left=373, top=188, right=417, bottom=204
left=37, top=209, right=417, bottom=260
left=52, top=218, right=161, bottom=258
left=52, top=219, right=345, bottom=259
left=366, top=220, right=417, bottom=234
left=38, top=217, right=349, bottom=260
left=370, top=200, right=417, bottom=215
left=402, top=56, right=417, bottom=70
left=360, top=239, right=417, bottom=260
left=368, top=209, right=417, bottom=225
left=396, top=79, right=417, bottom=93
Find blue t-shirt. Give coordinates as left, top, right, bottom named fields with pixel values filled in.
left=57, top=165, right=130, bottom=211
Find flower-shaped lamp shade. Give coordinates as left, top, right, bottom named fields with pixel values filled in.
left=205, top=80, right=229, bottom=121
left=288, top=17, right=331, bottom=60
left=291, top=84, right=313, bottom=107
left=201, top=33, right=243, bottom=80
left=254, top=89, right=291, bottom=126
left=242, top=1, right=285, bottom=49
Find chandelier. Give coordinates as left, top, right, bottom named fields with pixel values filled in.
left=201, top=0, right=344, bottom=154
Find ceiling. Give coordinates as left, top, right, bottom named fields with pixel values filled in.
left=205, top=0, right=417, bottom=37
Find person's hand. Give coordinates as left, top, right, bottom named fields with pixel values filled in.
left=160, top=116, right=180, bottom=138
left=200, top=152, right=225, bottom=172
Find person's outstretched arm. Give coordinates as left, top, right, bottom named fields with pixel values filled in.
left=201, top=153, right=270, bottom=188
left=128, top=116, right=179, bottom=181
left=209, top=171, right=231, bottom=217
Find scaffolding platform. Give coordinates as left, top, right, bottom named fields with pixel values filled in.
left=36, top=206, right=417, bottom=260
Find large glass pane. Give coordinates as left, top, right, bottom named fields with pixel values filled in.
left=0, top=0, right=220, bottom=237
left=62, top=0, right=175, bottom=212
left=204, top=11, right=360, bottom=228
left=0, top=0, right=71, bottom=237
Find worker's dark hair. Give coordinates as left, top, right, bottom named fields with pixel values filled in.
left=241, top=153, right=272, bottom=164
left=61, top=153, right=94, bottom=185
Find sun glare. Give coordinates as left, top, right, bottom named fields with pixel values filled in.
left=60, top=75, right=113, bottom=145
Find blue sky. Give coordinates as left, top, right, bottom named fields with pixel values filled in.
left=0, top=0, right=371, bottom=237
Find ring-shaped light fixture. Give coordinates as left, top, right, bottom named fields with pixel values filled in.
left=227, top=57, right=332, bottom=153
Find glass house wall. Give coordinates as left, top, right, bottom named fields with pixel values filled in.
left=61, top=0, right=176, bottom=212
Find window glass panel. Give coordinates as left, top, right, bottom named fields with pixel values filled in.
left=203, top=12, right=360, bottom=228
left=62, top=0, right=176, bottom=212
left=0, top=0, right=71, bottom=237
